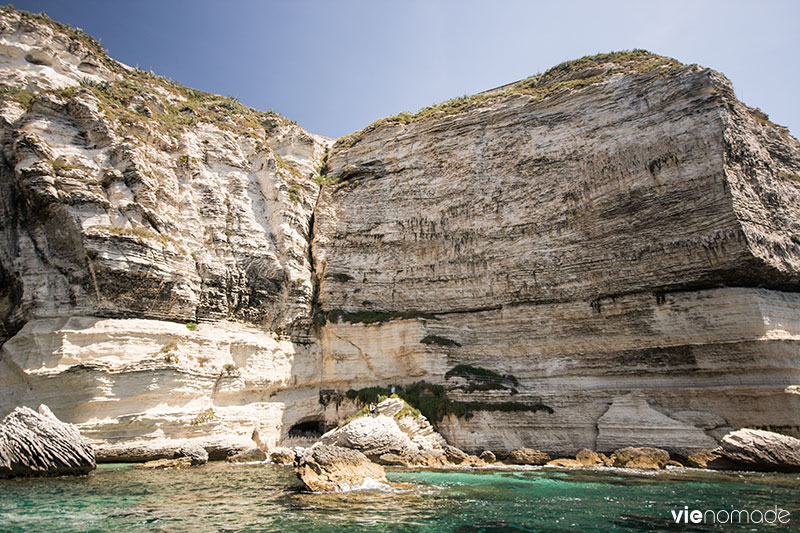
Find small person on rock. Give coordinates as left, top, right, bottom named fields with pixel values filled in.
left=369, top=403, right=376, bottom=417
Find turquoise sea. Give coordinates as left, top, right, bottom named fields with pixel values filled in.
left=1, top=463, right=798, bottom=532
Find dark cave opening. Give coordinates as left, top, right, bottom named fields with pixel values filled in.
left=288, top=420, right=325, bottom=438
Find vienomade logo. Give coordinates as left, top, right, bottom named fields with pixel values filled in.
left=670, top=505, right=790, bottom=525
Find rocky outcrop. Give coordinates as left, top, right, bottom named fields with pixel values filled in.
left=226, top=447, right=267, bottom=463
left=479, top=450, right=496, bottom=463
left=294, top=444, right=387, bottom=492
left=269, top=447, right=295, bottom=465
left=719, top=429, right=800, bottom=472
left=0, top=8, right=798, bottom=461
left=575, top=448, right=611, bottom=467
left=319, top=398, right=455, bottom=466
left=0, top=404, right=95, bottom=478
left=610, top=447, right=670, bottom=470
left=174, top=442, right=208, bottom=466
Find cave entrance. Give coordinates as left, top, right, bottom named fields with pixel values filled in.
left=288, top=419, right=325, bottom=438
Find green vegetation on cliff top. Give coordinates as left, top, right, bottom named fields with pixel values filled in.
left=334, top=49, right=683, bottom=151
left=0, top=6, right=304, bottom=177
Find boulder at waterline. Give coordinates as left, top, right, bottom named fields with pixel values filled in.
left=320, top=398, right=458, bottom=466
left=685, top=448, right=739, bottom=470
left=294, top=444, right=387, bottom=492
left=269, top=447, right=296, bottom=465
left=575, top=448, right=611, bottom=466
left=720, top=429, right=800, bottom=472
left=174, top=443, right=208, bottom=466
left=0, top=405, right=95, bottom=479
left=227, top=447, right=267, bottom=463
left=610, top=447, right=670, bottom=470
left=547, top=458, right=584, bottom=467
left=507, top=448, right=551, bottom=465
left=479, top=450, right=496, bottom=463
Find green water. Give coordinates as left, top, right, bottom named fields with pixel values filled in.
left=0, top=463, right=798, bottom=532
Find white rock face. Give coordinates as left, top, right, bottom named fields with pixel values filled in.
left=595, top=393, right=718, bottom=454
left=720, top=428, right=800, bottom=472
left=0, top=317, right=321, bottom=459
left=319, top=398, right=448, bottom=463
left=0, top=8, right=118, bottom=92
left=0, top=13, right=798, bottom=460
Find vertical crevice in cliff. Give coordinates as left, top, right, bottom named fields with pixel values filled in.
left=307, top=182, right=324, bottom=332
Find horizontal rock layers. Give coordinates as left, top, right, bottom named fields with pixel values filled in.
left=0, top=8, right=799, bottom=460
left=314, top=58, right=800, bottom=455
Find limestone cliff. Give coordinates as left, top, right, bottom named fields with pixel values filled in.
left=0, top=8, right=798, bottom=459
left=315, top=51, right=800, bottom=455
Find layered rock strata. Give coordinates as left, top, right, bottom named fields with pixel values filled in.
left=314, top=53, right=800, bottom=455
left=294, top=444, right=387, bottom=492
left=719, top=428, right=800, bottom=472
left=0, top=8, right=798, bottom=461
left=0, top=403, right=95, bottom=477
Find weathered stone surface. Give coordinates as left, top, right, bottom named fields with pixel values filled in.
left=0, top=404, right=95, bottom=478
left=596, top=394, right=718, bottom=455
left=443, top=445, right=470, bottom=464
left=227, top=447, right=267, bottom=463
left=315, top=52, right=800, bottom=456
left=294, top=444, right=386, bottom=492
left=610, top=447, right=670, bottom=470
left=321, top=414, right=417, bottom=460
left=507, top=448, right=551, bottom=465
left=269, top=447, right=295, bottom=465
left=479, top=450, right=496, bottom=463
left=720, top=429, right=800, bottom=472
left=547, top=458, right=584, bottom=467
left=319, top=399, right=453, bottom=466
left=575, top=448, right=610, bottom=466
left=174, top=442, right=208, bottom=466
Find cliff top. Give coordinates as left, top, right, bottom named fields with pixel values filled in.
left=333, top=50, right=690, bottom=151
left=0, top=6, right=300, bottom=152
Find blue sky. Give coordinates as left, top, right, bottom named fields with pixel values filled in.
left=9, top=1, right=800, bottom=139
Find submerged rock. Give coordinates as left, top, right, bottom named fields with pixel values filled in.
left=610, top=447, right=670, bottom=470
left=685, top=448, right=738, bottom=469
left=720, top=429, right=800, bottom=472
left=0, top=405, right=95, bottom=479
left=507, top=448, right=551, bottom=465
left=134, top=457, right=193, bottom=470
left=294, top=444, right=387, bottom=492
